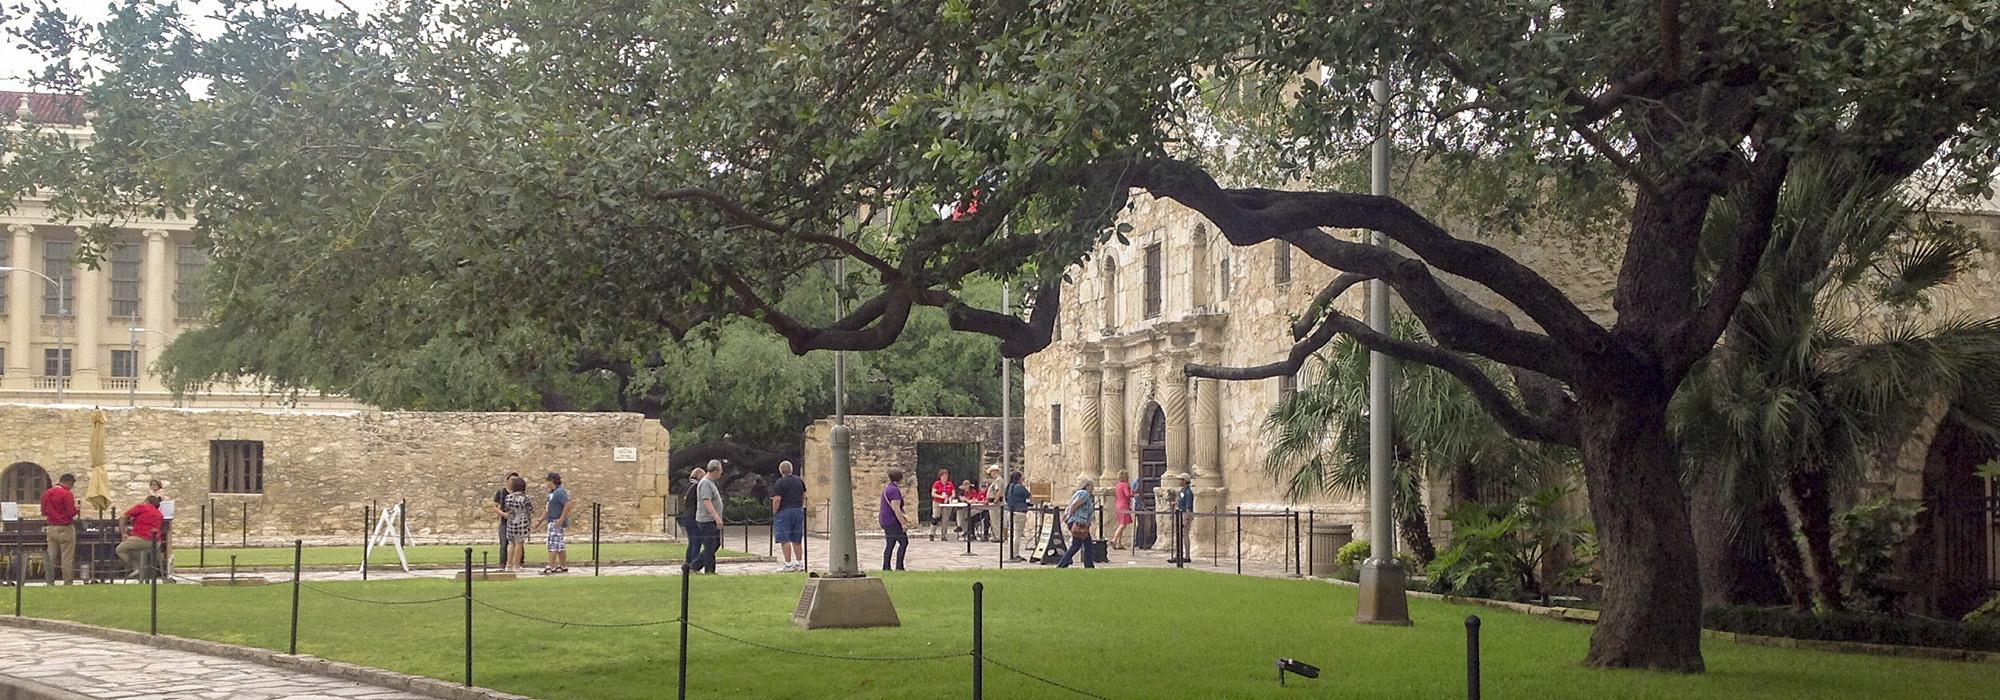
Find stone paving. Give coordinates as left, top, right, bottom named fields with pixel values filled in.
left=0, top=626, right=429, bottom=700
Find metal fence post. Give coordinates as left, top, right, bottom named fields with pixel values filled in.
left=399, top=499, right=408, bottom=548
left=464, top=547, right=473, bottom=687
left=678, top=567, right=690, bottom=700
left=1175, top=511, right=1185, bottom=569
left=1307, top=510, right=1316, bottom=576
left=1292, top=510, right=1302, bottom=578
left=289, top=540, right=302, bottom=655
left=14, top=540, right=23, bottom=616
left=1211, top=508, right=1220, bottom=567
left=149, top=541, right=160, bottom=635
left=208, top=498, right=216, bottom=545
left=972, top=581, right=984, bottom=700
left=240, top=502, right=248, bottom=547
left=593, top=503, right=601, bottom=577
left=361, top=505, right=371, bottom=582
left=1467, top=615, right=1481, bottom=700
left=229, top=555, right=237, bottom=584
left=198, top=504, right=207, bottom=568
left=1235, top=507, right=1242, bottom=575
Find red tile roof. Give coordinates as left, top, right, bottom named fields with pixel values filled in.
left=0, top=91, right=86, bottom=125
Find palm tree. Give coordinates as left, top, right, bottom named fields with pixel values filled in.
left=1676, top=159, right=2000, bottom=611
left=1263, top=316, right=1576, bottom=563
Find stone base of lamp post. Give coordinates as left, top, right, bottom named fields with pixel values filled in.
left=791, top=575, right=900, bottom=629
left=1354, top=557, right=1413, bottom=625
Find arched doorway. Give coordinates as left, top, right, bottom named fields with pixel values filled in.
left=2, top=462, right=50, bottom=505
left=1134, top=404, right=1167, bottom=549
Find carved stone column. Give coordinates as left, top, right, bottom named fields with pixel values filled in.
left=141, top=229, right=171, bottom=392
left=4, top=224, right=32, bottom=389
left=1098, top=364, right=1126, bottom=485
left=1161, top=358, right=1189, bottom=478
left=1075, top=366, right=1103, bottom=484
left=1191, top=375, right=1223, bottom=488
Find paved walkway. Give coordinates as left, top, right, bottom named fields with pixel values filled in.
left=0, top=626, right=428, bottom=700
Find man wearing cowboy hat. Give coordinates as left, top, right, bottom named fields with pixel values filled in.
left=1169, top=472, right=1195, bottom=564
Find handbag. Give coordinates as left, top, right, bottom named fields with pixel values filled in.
left=1069, top=522, right=1091, bottom=540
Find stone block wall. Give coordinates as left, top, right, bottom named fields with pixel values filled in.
left=802, top=415, right=1023, bottom=534
left=0, top=404, right=670, bottom=536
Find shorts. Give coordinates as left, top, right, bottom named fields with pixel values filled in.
left=774, top=507, right=805, bottom=543
left=546, top=524, right=566, bottom=552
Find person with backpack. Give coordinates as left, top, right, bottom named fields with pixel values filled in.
left=1055, top=476, right=1097, bottom=569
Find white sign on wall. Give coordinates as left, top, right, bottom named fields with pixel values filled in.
left=612, top=447, right=639, bottom=462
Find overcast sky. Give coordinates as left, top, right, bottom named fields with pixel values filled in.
left=2, top=0, right=384, bottom=91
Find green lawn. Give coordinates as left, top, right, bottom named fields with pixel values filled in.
left=13, top=569, right=1995, bottom=699
left=174, top=542, right=753, bottom=570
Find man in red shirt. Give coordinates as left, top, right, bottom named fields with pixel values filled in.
left=116, top=496, right=165, bottom=580
left=39, top=474, right=79, bottom=585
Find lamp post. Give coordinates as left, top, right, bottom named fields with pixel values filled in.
left=0, top=266, right=68, bottom=403
left=1355, top=71, right=1412, bottom=625
left=126, top=327, right=171, bottom=407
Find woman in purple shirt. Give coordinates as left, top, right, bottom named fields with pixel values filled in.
left=880, top=468, right=911, bottom=571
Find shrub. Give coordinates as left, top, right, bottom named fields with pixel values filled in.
left=1426, top=486, right=1587, bottom=603
left=1966, top=595, right=2000, bottom=626
left=1335, top=540, right=1372, bottom=568
left=1703, top=605, right=2000, bottom=653
left=1834, top=499, right=1923, bottom=612
left=724, top=495, right=771, bottom=523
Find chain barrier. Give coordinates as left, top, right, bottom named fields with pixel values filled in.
left=471, top=599, right=679, bottom=629
left=684, top=620, right=968, bottom=662
left=985, top=656, right=1114, bottom=699
left=299, top=582, right=462, bottom=606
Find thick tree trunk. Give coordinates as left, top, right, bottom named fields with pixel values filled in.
left=1576, top=386, right=1705, bottom=672
left=1785, top=468, right=1844, bottom=610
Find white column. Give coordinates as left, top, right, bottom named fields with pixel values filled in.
left=1075, top=367, right=1102, bottom=483
left=73, top=248, right=102, bottom=390
left=4, top=224, right=32, bottom=389
left=141, top=229, right=171, bottom=392
left=1098, top=364, right=1126, bottom=484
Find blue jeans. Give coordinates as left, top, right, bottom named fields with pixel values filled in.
left=687, top=521, right=720, bottom=573
left=1056, top=528, right=1094, bottom=569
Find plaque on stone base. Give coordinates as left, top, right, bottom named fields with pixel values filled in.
left=792, top=575, right=900, bottom=629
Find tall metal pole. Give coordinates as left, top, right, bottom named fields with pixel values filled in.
left=56, top=274, right=67, bottom=403
left=827, top=249, right=859, bottom=577
left=1356, top=69, right=1412, bottom=625
left=127, top=325, right=140, bottom=406
left=1001, top=282, right=1011, bottom=475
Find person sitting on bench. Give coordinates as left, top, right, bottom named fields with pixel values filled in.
left=116, top=496, right=166, bottom=580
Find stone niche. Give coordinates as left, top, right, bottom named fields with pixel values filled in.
left=801, top=415, right=1023, bottom=533
left=0, top=404, right=670, bottom=536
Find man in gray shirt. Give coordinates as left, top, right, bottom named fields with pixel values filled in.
left=688, top=459, right=726, bottom=574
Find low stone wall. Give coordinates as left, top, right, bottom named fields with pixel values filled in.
left=0, top=404, right=670, bottom=535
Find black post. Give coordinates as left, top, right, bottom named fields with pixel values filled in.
left=289, top=539, right=302, bottom=655
left=463, top=547, right=473, bottom=688
left=198, top=503, right=206, bottom=568
left=1174, top=511, right=1184, bottom=569
left=997, top=508, right=1005, bottom=570
left=592, top=503, right=601, bottom=577
left=1466, top=615, right=1482, bottom=700
left=742, top=518, right=749, bottom=553
left=678, top=566, right=690, bottom=700
left=229, top=555, right=237, bottom=584
left=361, top=504, right=371, bottom=582
left=208, top=498, right=216, bottom=545
left=1234, top=507, right=1243, bottom=575
left=399, top=499, right=408, bottom=548
left=1292, top=511, right=1302, bottom=577
left=972, top=582, right=985, bottom=700
left=149, top=541, right=159, bottom=635
left=1307, top=510, right=1315, bottom=576
left=14, top=541, right=23, bottom=616
left=1211, top=509, right=1219, bottom=567
left=240, top=502, right=248, bottom=547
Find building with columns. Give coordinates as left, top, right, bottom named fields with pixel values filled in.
left=1, top=91, right=359, bottom=410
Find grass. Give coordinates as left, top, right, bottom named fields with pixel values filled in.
left=173, top=543, right=755, bottom=570
left=13, top=569, right=1997, bottom=699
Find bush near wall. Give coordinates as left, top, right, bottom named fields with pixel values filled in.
left=1702, top=605, right=2000, bottom=653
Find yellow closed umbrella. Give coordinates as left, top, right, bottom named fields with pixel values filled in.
left=85, top=409, right=113, bottom=516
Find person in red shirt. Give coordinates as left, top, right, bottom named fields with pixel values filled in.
left=39, top=474, right=79, bottom=585
left=961, top=479, right=991, bottom=541
left=929, top=469, right=957, bottom=540
left=116, top=496, right=165, bottom=580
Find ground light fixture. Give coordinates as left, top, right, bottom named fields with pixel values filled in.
left=1276, top=657, right=1320, bottom=686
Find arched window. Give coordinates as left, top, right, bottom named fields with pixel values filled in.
left=1, top=462, right=51, bottom=504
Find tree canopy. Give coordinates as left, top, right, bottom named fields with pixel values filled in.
left=7, top=0, right=1996, bottom=673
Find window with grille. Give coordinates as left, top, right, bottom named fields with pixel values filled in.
left=209, top=440, right=265, bottom=494
left=175, top=244, right=207, bottom=319
left=1143, top=243, right=1163, bottom=319
left=1050, top=404, right=1063, bottom=444
left=42, top=348, right=70, bottom=377
left=111, top=349, right=137, bottom=378
left=0, top=462, right=50, bottom=505
left=1278, top=373, right=1297, bottom=399
left=43, top=241, right=74, bottom=316
left=1219, top=255, right=1232, bottom=300
left=110, top=243, right=141, bottom=318
left=1273, top=241, right=1291, bottom=285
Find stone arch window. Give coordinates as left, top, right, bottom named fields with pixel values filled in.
left=1, top=462, right=50, bottom=504
left=1143, top=242, right=1163, bottom=319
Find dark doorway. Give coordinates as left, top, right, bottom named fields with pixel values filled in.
left=1135, top=404, right=1167, bottom=549
left=915, top=442, right=983, bottom=525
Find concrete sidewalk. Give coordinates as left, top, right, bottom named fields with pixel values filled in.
left=0, top=625, right=429, bottom=700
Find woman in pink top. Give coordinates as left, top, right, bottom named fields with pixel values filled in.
left=1110, top=469, right=1134, bottom=550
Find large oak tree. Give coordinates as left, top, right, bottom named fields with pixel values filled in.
left=7, top=0, right=1996, bottom=671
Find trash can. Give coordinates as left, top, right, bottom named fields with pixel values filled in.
left=1309, top=522, right=1354, bottom=578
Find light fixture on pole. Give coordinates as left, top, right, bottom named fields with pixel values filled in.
left=0, top=266, right=69, bottom=404
left=1354, top=70, right=1412, bottom=625
left=126, top=327, right=171, bottom=407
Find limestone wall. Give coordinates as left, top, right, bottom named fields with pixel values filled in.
left=802, top=415, right=1023, bottom=535
left=0, top=404, right=671, bottom=535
